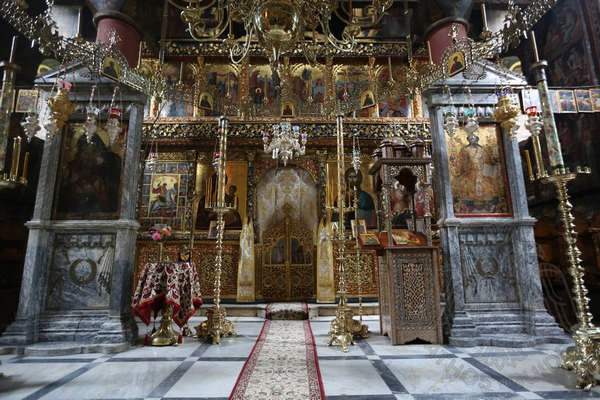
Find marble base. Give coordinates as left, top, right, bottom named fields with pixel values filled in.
left=448, top=309, right=571, bottom=347
left=24, top=341, right=129, bottom=356
left=0, top=318, right=35, bottom=346
left=0, top=310, right=136, bottom=352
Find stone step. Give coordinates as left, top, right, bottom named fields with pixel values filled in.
left=469, top=313, right=525, bottom=324
left=37, top=331, right=98, bottom=343
left=38, top=311, right=112, bottom=343
left=477, top=324, right=527, bottom=335
left=39, top=319, right=106, bottom=331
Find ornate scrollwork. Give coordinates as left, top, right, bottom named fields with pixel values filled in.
left=143, top=120, right=430, bottom=141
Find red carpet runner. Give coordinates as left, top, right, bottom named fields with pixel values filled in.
left=229, top=318, right=325, bottom=400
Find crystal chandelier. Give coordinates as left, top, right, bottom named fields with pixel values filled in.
left=167, top=0, right=392, bottom=73
left=262, top=121, right=306, bottom=166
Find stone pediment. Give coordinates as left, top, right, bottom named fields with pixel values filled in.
left=431, top=59, right=527, bottom=90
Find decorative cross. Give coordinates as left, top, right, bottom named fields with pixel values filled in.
left=449, top=23, right=459, bottom=44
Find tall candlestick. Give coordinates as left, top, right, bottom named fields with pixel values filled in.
left=9, top=36, right=17, bottom=64
left=529, top=30, right=564, bottom=169
left=22, top=151, right=29, bottom=181
left=137, top=42, right=143, bottom=69
left=10, top=136, right=17, bottom=177
left=530, top=30, right=540, bottom=63
left=76, top=7, right=83, bottom=38
left=427, top=41, right=433, bottom=65
left=523, top=149, right=534, bottom=181
left=178, top=62, right=184, bottom=83
left=11, top=136, right=21, bottom=179
left=480, top=2, right=489, bottom=31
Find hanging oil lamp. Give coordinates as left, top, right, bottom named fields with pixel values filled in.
left=45, top=87, right=74, bottom=140
left=21, top=112, right=40, bottom=142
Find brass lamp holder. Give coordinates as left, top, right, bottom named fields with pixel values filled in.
left=522, top=31, right=600, bottom=390
left=327, top=115, right=367, bottom=352
left=195, top=116, right=236, bottom=344
left=150, top=303, right=179, bottom=346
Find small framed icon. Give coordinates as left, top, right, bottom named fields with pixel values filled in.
left=14, top=89, right=39, bottom=113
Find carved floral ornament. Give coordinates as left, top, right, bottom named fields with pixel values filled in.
left=142, top=120, right=431, bottom=141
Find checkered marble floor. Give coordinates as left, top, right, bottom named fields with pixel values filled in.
left=0, top=316, right=597, bottom=400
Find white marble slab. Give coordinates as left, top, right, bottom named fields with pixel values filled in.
left=112, top=340, right=200, bottom=358
left=164, top=361, right=244, bottom=398
left=319, top=359, right=392, bottom=396
left=476, top=354, right=576, bottom=392
left=39, top=361, right=180, bottom=399
left=385, top=358, right=513, bottom=394
left=0, top=362, right=86, bottom=400
left=200, top=336, right=257, bottom=359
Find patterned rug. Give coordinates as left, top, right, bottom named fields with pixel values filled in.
left=265, top=302, right=309, bottom=320
left=229, top=319, right=325, bottom=400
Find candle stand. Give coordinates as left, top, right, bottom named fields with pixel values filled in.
left=524, top=32, right=599, bottom=390
left=195, top=116, right=236, bottom=344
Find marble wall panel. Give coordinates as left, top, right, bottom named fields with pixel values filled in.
left=46, top=234, right=115, bottom=310
left=458, top=230, right=518, bottom=304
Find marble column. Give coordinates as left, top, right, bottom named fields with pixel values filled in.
left=423, top=61, right=569, bottom=347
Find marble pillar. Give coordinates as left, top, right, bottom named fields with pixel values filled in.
left=0, top=67, right=146, bottom=352
left=423, top=61, right=570, bottom=347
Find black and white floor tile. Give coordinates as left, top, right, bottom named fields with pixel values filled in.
left=0, top=316, right=597, bottom=400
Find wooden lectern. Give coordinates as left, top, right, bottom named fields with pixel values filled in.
left=366, top=138, right=443, bottom=345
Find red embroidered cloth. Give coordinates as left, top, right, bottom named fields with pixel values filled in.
left=132, top=262, right=203, bottom=327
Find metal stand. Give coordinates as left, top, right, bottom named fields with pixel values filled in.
left=327, top=115, right=367, bottom=352
left=524, top=32, right=599, bottom=390
left=151, top=304, right=179, bottom=346
left=195, top=116, right=236, bottom=344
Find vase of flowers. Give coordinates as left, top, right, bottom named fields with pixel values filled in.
left=149, top=224, right=172, bottom=263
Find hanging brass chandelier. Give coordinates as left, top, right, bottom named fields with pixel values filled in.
left=167, top=0, right=392, bottom=73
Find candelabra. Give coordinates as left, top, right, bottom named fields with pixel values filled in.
left=0, top=36, right=30, bottom=190
left=262, top=121, right=307, bottom=166
left=327, top=115, right=366, bottom=352
left=350, top=132, right=368, bottom=339
left=520, top=32, right=598, bottom=390
left=167, top=0, right=392, bottom=74
left=195, top=116, right=236, bottom=345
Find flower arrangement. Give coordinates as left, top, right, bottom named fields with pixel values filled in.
left=149, top=224, right=172, bottom=263
left=149, top=224, right=172, bottom=241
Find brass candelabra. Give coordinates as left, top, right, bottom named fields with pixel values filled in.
left=351, top=183, right=369, bottom=339
left=0, top=36, right=30, bottom=190
left=327, top=115, right=368, bottom=352
left=522, top=32, right=599, bottom=390
left=195, top=116, right=236, bottom=344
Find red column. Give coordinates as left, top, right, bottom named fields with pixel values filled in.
left=94, top=11, right=142, bottom=67
left=424, top=18, right=469, bottom=64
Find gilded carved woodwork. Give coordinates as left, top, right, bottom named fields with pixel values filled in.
left=380, top=247, right=443, bottom=345
left=333, top=243, right=379, bottom=298
left=260, top=209, right=315, bottom=301
left=162, top=40, right=410, bottom=59
left=142, top=120, right=430, bottom=141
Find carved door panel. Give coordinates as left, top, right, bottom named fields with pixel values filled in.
left=262, top=215, right=314, bottom=301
